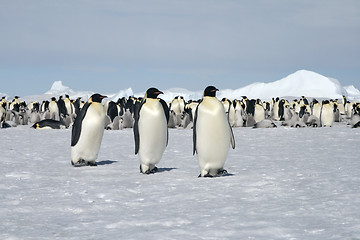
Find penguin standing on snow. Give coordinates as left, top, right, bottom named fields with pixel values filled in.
left=134, top=88, right=169, bottom=174
left=193, top=86, right=235, bottom=177
left=71, top=94, right=107, bottom=167
left=351, top=103, right=360, bottom=128
left=320, top=100, right=335, bottom=127
left=49, top=97, right=60, bottom=121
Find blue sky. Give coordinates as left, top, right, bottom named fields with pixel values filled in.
left=1, top=0, right=359, bottom=97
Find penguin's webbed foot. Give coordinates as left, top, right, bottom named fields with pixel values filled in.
left=140, top=165, right=158, bottom=174
left=72, top=159, right=87, bottom=167
left=145, top=166, right=158, bottom=174
left=217, top=169, right=228, bottom=176
left=198, top=169, right=228, bottom=177
left=72, top=159, right=97, bottom=167
left=198, top=172, right=214, bottom=178
left=88, top=161, right=97, bottom=167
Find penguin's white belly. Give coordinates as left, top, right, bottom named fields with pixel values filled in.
left=313, top=105, right=322, bottom=119
left=321, top=106, right=334, bottom=126
left=254, top=105, right=265, bottom=123
left=71, top=106, right=105, bottom=162
left=49, top=104, right=59, bottom=120
left=196, top=100, right=230, bottom=172
left=273, top=104, right=279, bottom=120
left=138, top=103, right=167, bottom=166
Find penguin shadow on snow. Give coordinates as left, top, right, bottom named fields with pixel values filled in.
left=96, top=160, right=118, bottom=166
left=156, top=167, right=177, bottom=173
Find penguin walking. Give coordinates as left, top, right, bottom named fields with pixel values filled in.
left=71, top=94, right=107, bottom=167
left=134, top=88, right=169, bottom=174
left=193, top=86, right=235, bottom=177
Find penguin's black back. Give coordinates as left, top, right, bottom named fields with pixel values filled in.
left=32, top=119, right=66, bottom=129
left=107, top=101, right=118, bottom=121
left=71, top=102, right=92, bottom=147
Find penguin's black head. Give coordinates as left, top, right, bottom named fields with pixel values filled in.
left=203, top=86, right=219, bottom=97
left=90, top=93, right=107, bottom=103
left=51, top=97, right=56, bottom=101
left=145, top=88, right=163, bottom=99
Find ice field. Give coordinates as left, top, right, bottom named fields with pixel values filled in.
left=1, top=123, right=360, bottom=240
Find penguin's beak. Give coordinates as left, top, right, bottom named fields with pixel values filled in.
left=101, top=95, right=107, bottom=99
left=211, top=89, right=219, bottom=92
left=155, top=91, right=164, bottom=95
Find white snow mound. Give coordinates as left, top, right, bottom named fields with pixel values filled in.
left=20, top=70, right=360, bottom=102
left=219, top=70, right=348, bottom=101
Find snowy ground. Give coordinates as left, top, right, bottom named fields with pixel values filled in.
left=1, top=123, right=360, bottom=240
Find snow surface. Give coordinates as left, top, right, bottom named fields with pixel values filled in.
left=1, top=123, right=360, bottom=239
left=17, top=70, right=360, bottom=103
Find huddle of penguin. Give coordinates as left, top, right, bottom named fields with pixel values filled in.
left=0, top=95, right=81, bottom=129
left=70, top=87, right=236, bottom=177
left=1, top=96, right=29, bottom=128
left=268, top=96, right=360, bottom=128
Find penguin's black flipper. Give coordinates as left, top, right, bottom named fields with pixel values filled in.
left=192, top=101, right=202, bottom=155
left=71, top=102, right=92, bottom=147
left=159, top=99, right=169, bottom=123
left=229, top=122, right=235, bottom=149
left=133, top=100, right=144, bottom=155
left=159, top=98, right=170, bottom=146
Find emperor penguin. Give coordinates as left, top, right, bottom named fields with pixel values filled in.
left=57, top=96, right=67, bottom=117
left=32, top=119, right=67, bottom=129
left=311, top=99, right=322, bottom=120
left=134, top=88, right=169, bottom=174
left=64, top=95, right=74, bottom=116
left=193, top=86, right=235, bottom=177
left=0, top=104, right=5, bottom=127
left=346, top=101, right=352, bottom=119
left=222, top=98, right=236, bottom=127
left=320, top=100, right=335, bottom=127
left=71, top=93, right=107, bottom=167
left=351, top=104, right=360, bottom=128
left=49, top=97, right=60, bottom=121
left=170, top=96, right=181, bottom=114
left=272, top=97, right=280, bottom=120
left=9, top=96, right=20, bottom=111
left=254, top=99, right=265, bottom=123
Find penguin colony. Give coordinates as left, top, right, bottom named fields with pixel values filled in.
left=1, top=90, right=360, bottom=176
